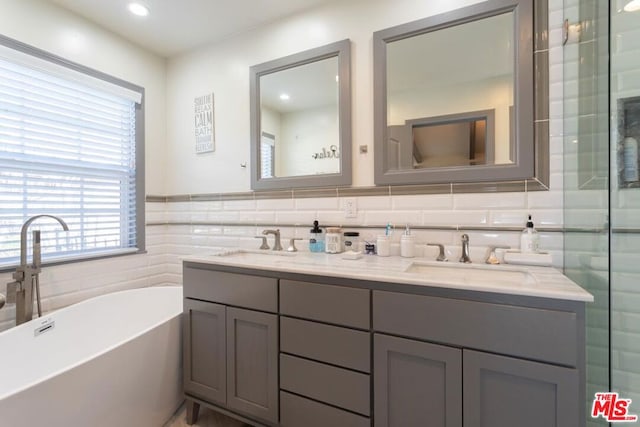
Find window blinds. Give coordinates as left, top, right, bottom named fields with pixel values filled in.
left=261, top=133, right=275, bottom=179
left=0, top=54, right=139, bottom=267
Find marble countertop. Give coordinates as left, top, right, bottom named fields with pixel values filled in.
left=183, top=248, right=594, bottom=303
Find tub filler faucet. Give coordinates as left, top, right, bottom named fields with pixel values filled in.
left=4, top=215, right=69, bottom=325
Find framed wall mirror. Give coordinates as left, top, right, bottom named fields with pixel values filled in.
left=250, top=39, right=352, bottom=190
left=374, top=0, right=548, bottom=188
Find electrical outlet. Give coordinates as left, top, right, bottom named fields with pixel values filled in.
left=344, top=197, right=357, bottom=218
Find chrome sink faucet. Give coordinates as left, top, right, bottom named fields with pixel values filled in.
left=4, top=215, right=69, bottom=325
left=262, top=229, right=283, bottom=251
left=459, top=234, right=472, bottom=263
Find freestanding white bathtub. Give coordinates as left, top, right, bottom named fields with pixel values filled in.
left=0, top=286, right=183, bottom=427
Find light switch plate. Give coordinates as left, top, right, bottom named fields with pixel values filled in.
left=344, top=197, right=357, bottom=218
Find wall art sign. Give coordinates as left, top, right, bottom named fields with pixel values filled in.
left=195, top=93, right=215, bottom=154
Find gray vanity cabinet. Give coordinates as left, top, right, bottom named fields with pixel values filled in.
left=372, top=290, right=585, bottom=427
left=374, top=333, right=462, bottom=427
left=183, top=265, right=279, bottom=426
left=226, top=306, right=278, bottom=423
left=182, top=262, right=586, bottom=427
left=279, top=279, right=372, bottom=427
left=183, top=299, right=227, bottom=406
left=463, top=350, right=579, bottom=427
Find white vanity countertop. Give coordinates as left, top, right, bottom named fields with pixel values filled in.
left=183, top=248, right=594, bottom=303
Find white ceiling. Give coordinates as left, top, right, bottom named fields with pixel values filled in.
left=48, top=0, right=339, bottom=57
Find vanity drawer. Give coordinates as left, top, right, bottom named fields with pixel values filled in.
left=280, top=279, right=370, bottom=329
left=280, top=391, right=370, bottom=427
left=373, top=290, right=578, bottom=366
left=280, top=354, right=370, bottom=416
left=281, top=317, right=370, bottom=372
left=183, top=266, right=277, bottom=312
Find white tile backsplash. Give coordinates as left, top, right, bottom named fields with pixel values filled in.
left=256, top=198, right=295, bottom=211
left=453, top=192, right=526, bottom=210
left=295, top=197, right=339, bottom=210
left=392, top=194, right=453, bottom=210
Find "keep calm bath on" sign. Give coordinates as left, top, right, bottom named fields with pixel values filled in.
left=194, top=93, right=215, bottom=154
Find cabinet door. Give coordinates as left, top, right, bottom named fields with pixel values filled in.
left=463, top=350, right=579, bottom=427
left=374, top=333, right=462, bottom=427
left=226, top=307, right=278, bottom=423
left=183, top=299, right=226, bottom=405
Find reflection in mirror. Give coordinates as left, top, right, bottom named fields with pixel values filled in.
left=387, top=12, right=512, bottom=170
left=259, top=57, right=339, bottom=178
left=374, top=0, right=539, bottom=186
left=250, top=40, right=351, bottom=190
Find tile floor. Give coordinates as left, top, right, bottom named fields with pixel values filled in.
left=164, top=403, right=248, bottom=427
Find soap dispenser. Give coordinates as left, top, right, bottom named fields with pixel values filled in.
left=309, top=220, right=325, bottom=253
left=400, top=224, right=415, bottom=258
left=520, top=215, right=539, bottom=253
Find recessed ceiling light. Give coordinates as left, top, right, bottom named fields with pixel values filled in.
left=624, top=0, right=640, bottom=12
left=279, top=94, right=290, bottom=101
left=128, top=2, right=150, bottom=17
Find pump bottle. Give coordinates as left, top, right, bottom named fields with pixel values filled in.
left=520, top=215, right=539, bottom=253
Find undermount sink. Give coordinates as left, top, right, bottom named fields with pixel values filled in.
left=212, top=249, right=297, bottom=258
left=404, top=262, right=536, bottom=286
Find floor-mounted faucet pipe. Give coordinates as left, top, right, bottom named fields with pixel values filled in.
left=5, top=215, right=70, bottom=325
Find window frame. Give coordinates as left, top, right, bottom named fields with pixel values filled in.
left=0, top=34, right=145, bottom=271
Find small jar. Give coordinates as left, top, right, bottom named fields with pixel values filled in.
left=343, top=232, right=360, bottom=252
left=376, top=235, right=390, bottom=257
left=325, top=227, right=343, bottom=254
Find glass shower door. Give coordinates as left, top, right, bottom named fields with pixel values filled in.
left=610, top=0, right=640, bottom=417
left=562, top=0, right=609, bottom=425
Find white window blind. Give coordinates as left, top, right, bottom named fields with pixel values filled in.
left=0, top=52, right=140, bottom=267
left=261, top=132, right=275, bottom=179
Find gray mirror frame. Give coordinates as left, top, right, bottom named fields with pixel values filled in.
left=373, top=0, right=545, bottom=187
left=250, top=39, right=352, bottom=190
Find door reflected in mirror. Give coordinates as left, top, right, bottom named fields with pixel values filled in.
left=250, top=40, right=352, bottom=190
left=388, top=109, right=501, bottom=170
